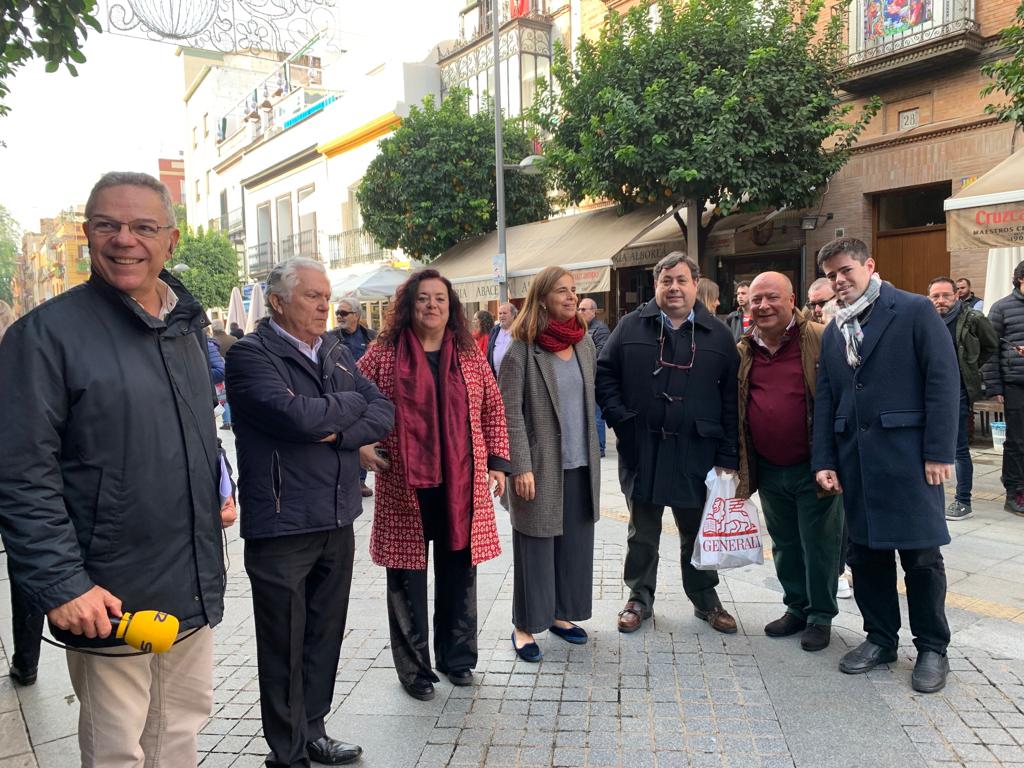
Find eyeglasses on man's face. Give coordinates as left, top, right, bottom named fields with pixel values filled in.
left=336, top=311, right=354, bottom=319
left=807, top=299, right=831, bottom=309
left=88, top=217, right=174, bottom=239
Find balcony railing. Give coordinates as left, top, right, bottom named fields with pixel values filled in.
left=248, top=242, right=276, bottom=276
left=278, top=230, right=319, bottom=262
left=839, top=0, right=982, bottom=89
left=441, top=0, right=552, bottom=61
left=329, top=229, right=391, bottom=269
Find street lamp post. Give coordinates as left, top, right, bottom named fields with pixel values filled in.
left=491, top=8, right=508, bottom=302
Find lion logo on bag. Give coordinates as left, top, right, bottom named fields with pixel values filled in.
left=702, top=497, right=758, bottom=537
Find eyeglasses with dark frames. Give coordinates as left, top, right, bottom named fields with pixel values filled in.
left=807, top=299, right=832, bottom=309
left=653, top=317, right=697, bottom=376
left=336, top=310, right=354, bottom=319
left=88, top=217, right=174, bottom=239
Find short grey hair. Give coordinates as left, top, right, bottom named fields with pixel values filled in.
left=653, top=251, right=700, bottom=282
left=212, top=320, right=225, bottom=332
left=336, top=298, right=361, bottom=316
left=85, top=171, right=176, bottom=226
left=266, top=258, right=328, bottom=311
left=808, top=277, right=833, bottom=296
left=499, top=302, right=518, bottom=318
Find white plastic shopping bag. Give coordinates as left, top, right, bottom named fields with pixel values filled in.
left=691, top=468, right=764, bottom=571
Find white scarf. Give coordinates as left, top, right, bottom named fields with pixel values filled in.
left=834, top=273, right=882, bottom=368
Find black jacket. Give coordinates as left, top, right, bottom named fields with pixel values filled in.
left=587, top=318, right=611, bottom=355
left=983, top=289, right=1024, bottom=395
left=326, top=324, right=377, bottom=362
left=596, top=300, right=740, bottom=508
left=0, top=272, right=226, bottom=647
left=226, top=320, right=394, bottom=540
left=725, top=309, right=747, bottom=341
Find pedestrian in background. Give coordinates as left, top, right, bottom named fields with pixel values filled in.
left=697, top=278, right=721, bottom=315
left=597, top=252, right=740, bottom=636
left=227, top=258, right=393, bottom=767
left=328, top=298, right=379, bottom=497
left=579, top=297, right=609, bottom=457
left=211, top=320, right=237, bottom=430
left=358, top=269, right=509, bottom=701
left=499, top=267, right=600, bottom=662
left=813, top=237, right=958, bottom=694
left=956, top=277, right=984, bottom=312
left=0, top=300, right=43, bottom=688
left=982, top=260, right=1024, bottom=517
left=487, top=302, right=518, bottom=377
left=804, top=277, right=835, bottom=324
left=229, top=321, right=245, bottom=339
left=737, top=272, right=843, bottom=652
left=725, top=280, right=751, bottom=340
left=472, top=309, right=495, bottom=358
left=927, top=277, right=997, bottom=521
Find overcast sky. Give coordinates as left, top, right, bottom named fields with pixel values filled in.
left=0, top=1, right=454, bottom=233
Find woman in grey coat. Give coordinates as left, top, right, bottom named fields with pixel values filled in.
left=498, top=266, right=601, bottom=662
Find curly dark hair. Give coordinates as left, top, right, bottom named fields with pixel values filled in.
left=377, top=268, right=475, bottom=350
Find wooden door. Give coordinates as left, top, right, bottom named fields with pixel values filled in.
left=874, top=226, right=949, bottom=297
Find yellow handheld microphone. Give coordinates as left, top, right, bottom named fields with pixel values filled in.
left=114, top=611, right=180, bottom=654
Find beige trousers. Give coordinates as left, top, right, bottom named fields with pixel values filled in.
left=67, top=626, right=213, bottom=768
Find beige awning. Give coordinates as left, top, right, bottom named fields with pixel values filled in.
left=945, top=149, right=1024, bottom=250
left=432, top=206, right=672, bottom=301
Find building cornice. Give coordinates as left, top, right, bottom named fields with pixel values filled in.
left=850, top=116, right=1004, bottom=154
left=317, top=112, right=402, bottom=158
left=241, top=145, right=321, bottom=190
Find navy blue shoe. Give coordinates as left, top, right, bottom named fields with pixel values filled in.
left=511, top=630, right=542, bottom=662
left=549, top=623, right=588, bottom=645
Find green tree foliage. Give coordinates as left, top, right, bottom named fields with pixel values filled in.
left=0, top=206, right=21, bottom=304
left=357, top=91, right=552, bottom=261
left=1, top=0, right=101, bottom=116
left=532, top=0, right=879, bottom=256
left=981, top=0, right=1024, bottom=130
left=174, top=227, right=240, bottom=310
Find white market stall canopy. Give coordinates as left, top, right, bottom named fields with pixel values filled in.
left=331, top=265, right=413, bottom=302
left=431, top=206, right=675, bottom=302
left=945, top=148, right=1024, bottom=251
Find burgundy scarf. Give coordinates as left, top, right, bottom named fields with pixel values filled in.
left=536, top=317, right=586, bottom=353
left=394, top=328, right=473, bottom=551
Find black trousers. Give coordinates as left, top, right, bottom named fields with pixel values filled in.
left=623, top=499, right=721, bottom=613
left=9, top=579, right=43, bottom=673
left=512, top=467, right=595, bottom=634
left=847, top=541, right=950, bottom=655
left=1003, top=383, right=1024, bottom=493
left=245, top=526, right=355, bottom=768
left=386, top=487, right=477, bottom=687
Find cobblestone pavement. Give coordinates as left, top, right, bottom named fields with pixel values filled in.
left=2, top=434, right=1024, bottom=767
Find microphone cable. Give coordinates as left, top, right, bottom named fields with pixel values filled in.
left=39, top=626, right=202, bottom=658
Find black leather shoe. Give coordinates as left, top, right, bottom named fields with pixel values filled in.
left=764, top=613, right=806, bottom=637
left=911, top=650, right=949, bottom=693
left=307, top=736, right=362, bottom=765
left=401, top=680, right=435, bottom=701
left=446, top=669, right=474, bottom=686
left=800, top=624, right=831, bottom=652
left=8, top=666, right=37, bottom=686
left=839, top=640, right=898, bottom=674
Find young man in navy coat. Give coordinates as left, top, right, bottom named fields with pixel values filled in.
left=812, top=238, right=959, bottom=694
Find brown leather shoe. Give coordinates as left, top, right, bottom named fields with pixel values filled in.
left=617, top=601, right=651, bottom=633
left=694, top=605, right=737, bottom=634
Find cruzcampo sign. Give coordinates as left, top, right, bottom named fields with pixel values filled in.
left=945, top=149, right=1024, bottom=251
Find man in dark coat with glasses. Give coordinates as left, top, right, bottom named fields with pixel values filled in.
left=597, top=252, right=741, bottom=635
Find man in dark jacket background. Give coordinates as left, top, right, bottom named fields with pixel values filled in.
left=0, top=172, right=234, bottom=765
left=982, top=260, right=1024, bottom=516
left=579, top=297, right=610, bottom=456
left=725, top=280, right=751, bottom=340
left=813, top=238, right=958, bottom=694
left=227, top=258, right=394, bottom=768
left=927, top=277, right=998, bottom=520
left=597, top=252, right=740, bottom=636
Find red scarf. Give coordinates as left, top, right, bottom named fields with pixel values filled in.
left=394, top=328, right=473, bottom=551
left=536, top=317, right=586, bottom=353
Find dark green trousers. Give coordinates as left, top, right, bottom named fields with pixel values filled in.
left=757, top=459, right=844, bottom=626
left=623, top=499, right=721, bottom=613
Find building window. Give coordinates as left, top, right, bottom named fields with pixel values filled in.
left=205, top=171, right=211, bottom=196
left=848, top=0, right=948, bottom=56
left=192, top=127, right=197, bottom=149
left=203, top=113, right=209, bottom=137
left=195, top=179, right=200, bottom=201
left=877, top=183, right=950, bottom=231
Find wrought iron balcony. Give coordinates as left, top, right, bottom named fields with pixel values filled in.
left=439, top=0, right=552, bottom=63
left=248, top=242, right=276, bottom=276
left=838, top=0, right=983, bottom=91
left=328, top=229, right=391, bottom=269
left=278, top=230, right=320, bottom=262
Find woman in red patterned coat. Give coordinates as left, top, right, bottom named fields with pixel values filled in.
left=357, top=269, right=510, bottom=702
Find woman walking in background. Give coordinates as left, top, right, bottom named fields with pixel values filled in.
left=472, top=310, right=495, bottom=357
left=357, top=269, right=510, bottom=700
left=498, top=266, right=600, bottom=662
